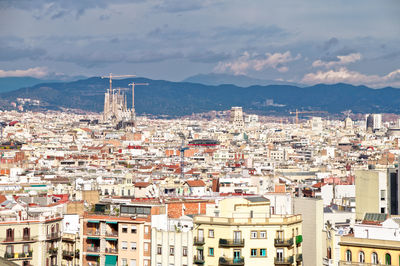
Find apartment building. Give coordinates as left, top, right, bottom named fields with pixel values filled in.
left=193, top=197, right=303, bottom=266
left=0, top=211, right=63, bottom=266
left=81, top=208, right=151, bottom=266
left=338, top=213, right=400, bottom=266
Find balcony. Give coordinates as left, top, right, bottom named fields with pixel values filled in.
left=219, top=257, right=245, bottom=265
left=296, top=254, right=302, bottom=262
left=87, top=230, right=101, bottom=236
left=338, top=261, right=383, bottom=266
left=47, top=232, right=62, bottom=240
left=105, top=248, right=118, bottom=254
left=86, top=246, right=100, bottom=253
left=193, top=237, right=205, bottom=245
left=62, top=250, right=75, bottom=258
left=219, top=238, right=245, bottom=248
left=105, top=230, right=118, bottom=237
left=274, top=238, right=294, bottom=247
left=48, top=247, right=58, bottom=256
left=275, top=256, right=294, bottom=265
left=2, top=235, right=37, bottom=243
left=193, top=255, right=205, bottom=264
left=4, top=251, right=33, bottom=260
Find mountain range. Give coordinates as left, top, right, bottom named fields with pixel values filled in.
left=1, top=77, right=400, bottom=117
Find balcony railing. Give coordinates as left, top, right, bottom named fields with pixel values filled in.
left=105, top=248, right=118, bottom=254
left=193, top=255, right=205, bottom=264
left=274, top=238, right=294, bottom=247
left=47, top=232, right=62, bottom=240
left=87, top=230, right=101, bottom=236
left=105, top=231, right=118, bottom=237
left=219, top=257, right=245, bottom=265
left=193, top=236, right=205, bottom=245
left=219, top=238, right=245, bottom=247
left=338, top=261, right=383, bottom=266
left=48, top=247, right=58, bottom=256
left=86, top=246, right=100, bottom=253
left=2, top=235, right=37, bottom=243
left=275, top=256, right=294, bottom=265
left=62, top=250, right=75, bottom=258
left=5, top=251, right=33, bottom=260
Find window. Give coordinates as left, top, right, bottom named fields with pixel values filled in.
left=130, top=259, right=137, bottom=266
left=259, top=231, right=267, bottom=239
left=122, top=259, right=128, bottom=266
left=122, top=190, right=125, bottom=196
left=157, top=245, right=162, bottom=255
left=385, top=253, right=391, bottom=265
left=144, top=260, right=149, bottom=266
left=381, top=190, right=386, bottom=200
left=6, top=245, right=13, bottom=255
left=183, top=246, right=187, bottom=256
left=131, top=225, right=137, bottom=234
left=208, top=229, right=214, bottom=238
left=381, top=207, right=386, bottom=213
left=130, top=242, right=137, bottom=250
left=371, top=252, right=378, bottom=264
left=128, top=189, right=131, bottom=196
left=359, top=251, right=365, bottom=263
left=144, top=243, right=149, bottom=252
left=170, top=246, right=175, bottom=255
left=122, top=226, right=128, bottom=233
left=346, top=250, right=352, bottom=262
left=251, top=249, right=257, bottom=257
left=122, top=241, right=128, bottom=250
left=260, top=249, right=266, bottom=257
left=23, top=228, right=30, bottom=240
left=6, top=228, right=14, bottom=241
left=209, top=247, right=214, bottom=256
left=144, top=226, right=149, bottom=234
left=23, top=244, right=29, bottom=254
left=250, top=231, right=258, bottom=239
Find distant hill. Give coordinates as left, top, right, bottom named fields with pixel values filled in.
left=183, top=73, right=302, bottom=87
left=0, top=76, right=87, bottom=93
left=1, top=77, right=400, bottom=116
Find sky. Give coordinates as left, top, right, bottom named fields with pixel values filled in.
left=0, top=0, right=400, bottom=88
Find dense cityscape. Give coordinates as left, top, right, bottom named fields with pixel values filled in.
left=1, top=1, right=399, bottom=266
left=1, top=82, right=400, bottom=266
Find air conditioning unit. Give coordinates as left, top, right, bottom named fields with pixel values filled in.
left=130, top=215, right=137, bottom=220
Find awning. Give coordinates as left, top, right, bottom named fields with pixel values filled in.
left=105, top=255, right=117, bottom=266
left=88, top=220, right=100, bottom=224
left=105, top=238, right=118, bottom=241
left=87, top=237, right=100, bottom=240
left=196, top=246, right=204, bottom=250
left=87, top=254, right=99, bottom=257
left=106, top=221, right=118, bottom=224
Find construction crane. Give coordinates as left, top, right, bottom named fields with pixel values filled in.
left=178, top=132, right=189, bottom=179
left=289, top=109, right=328, bottom=124
left=101, top=73, right=136, bottom=91
left=128, top=82, right=149, bottom=112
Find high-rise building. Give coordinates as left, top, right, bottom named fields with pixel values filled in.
left=230, top=107, right=244, bottom=128
left=366, top=114, right=382, bottom=132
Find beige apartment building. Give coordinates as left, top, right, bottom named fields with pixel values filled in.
left=0, top=212, right=63, bottom=266
left=81, top=209, right=152, bottom=266
left=193, top=197, right=303, bottom=266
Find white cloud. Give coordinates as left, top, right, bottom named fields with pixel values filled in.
left=312, top=53, right=361, bottom=68
left=214, top=51, right=301, bottom=75
left=301, top=67, right=400, bottom=88
left=0, top=67, right=49, bottom=78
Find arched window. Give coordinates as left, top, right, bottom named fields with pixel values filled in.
left=23, top=227, right=30, bottom=240
left=359, top=251, right=365, bottom=263
left=371, top=252, right=378, bottom=264
left=346, top=250, right=352, bottom=262
left=6, top=228, right=14, bottom=241
left=385, top=253, right=391, bottom=265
